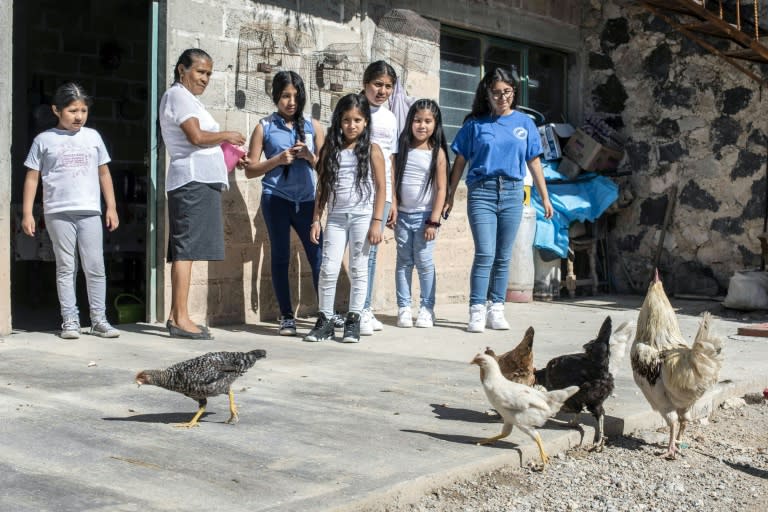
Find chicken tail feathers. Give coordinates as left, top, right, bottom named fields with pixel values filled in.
left=545, top=385, right=580, bottom=414
left=609, top=320, right=634, bottom=379
left=689, top=312, right=723, bottom=378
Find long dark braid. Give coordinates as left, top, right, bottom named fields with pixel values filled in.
left=317, top=93, right=372, bottom=209
left=395, top=99, right=450, bottom=203
left=271, top=71, right=308, bottom=176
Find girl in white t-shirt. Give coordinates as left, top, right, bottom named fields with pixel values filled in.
left=21, top=83, right=120, bottom=339
left=359, top=61, right=399, bottom=335
left=304, top=94, right=386, bottom=343
left=393, top=100, right=448, bottom=329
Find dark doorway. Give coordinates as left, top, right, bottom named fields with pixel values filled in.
left=11, top=0, right=150, bottom=330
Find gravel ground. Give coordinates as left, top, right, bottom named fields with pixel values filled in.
left=388, top=395, right=768, bottom=512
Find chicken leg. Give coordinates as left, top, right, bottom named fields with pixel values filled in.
left=175, top=398, right=207, bottom=428
left=476, top=423, right=513, bottom=446
left=226, top=389, right=239, bottom=425
left=518, top=425, right=549, bottom=465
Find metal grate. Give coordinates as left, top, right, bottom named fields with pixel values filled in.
left=372, top=9, right=440, bottom=89
left=235, top=23, right=316, bottom=115
left=310, top=43, right=369, bottom=124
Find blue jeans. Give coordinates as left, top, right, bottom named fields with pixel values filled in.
left=363, top=201, right=391, bottom=309
left=395, top=210, right=436, bottom=308
left=466, top=177, right=524, bottom=306
left=261, top=195, right=322, bottom=317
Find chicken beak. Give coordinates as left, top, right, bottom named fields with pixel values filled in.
left=654, top=268, right=660, bottom=283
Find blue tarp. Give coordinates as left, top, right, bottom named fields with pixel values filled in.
left=530, top=160, right=619, bottom=258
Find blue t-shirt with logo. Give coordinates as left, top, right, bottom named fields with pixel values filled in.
left=451, top=111, right=542, bottom=186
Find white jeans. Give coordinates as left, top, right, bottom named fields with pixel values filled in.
left=318, top=211, right=372, bottom=317
left=45, top=212, right=107, bottom=321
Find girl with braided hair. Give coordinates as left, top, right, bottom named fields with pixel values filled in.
left=245, top=71, right=325, bottom=336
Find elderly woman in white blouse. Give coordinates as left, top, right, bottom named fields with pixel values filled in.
left=159, top=48, right=246, bottom=340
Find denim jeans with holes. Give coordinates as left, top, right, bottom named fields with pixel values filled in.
left=395, top=210, right=436, bottom=309
left=466, top=176, right=524, bottom=306
left=318, top=211, right=372, bottom=317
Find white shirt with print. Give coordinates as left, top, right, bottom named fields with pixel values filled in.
left=24, top=126, right=110, bottom=215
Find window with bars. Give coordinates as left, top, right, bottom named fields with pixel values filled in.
left=439, top=28, right=568, bottom=143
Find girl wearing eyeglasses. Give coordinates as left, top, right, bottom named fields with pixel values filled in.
left=442, top=67, right=553, bottom=333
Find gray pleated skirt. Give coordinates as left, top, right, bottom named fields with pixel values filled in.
left=167, top=181, right=225, bottom=262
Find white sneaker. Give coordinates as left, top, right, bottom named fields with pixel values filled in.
left=91, top=319, right=120, bottom=338
left=414, top=306, right=434, bottom=328
left=370, top=312, right=384, bottom=331
left=467, top=304, right=486, bottom=333
left=61, top=316, right=81, bottom=339
left=397, top=307, right=413, bottom=328
left=486, top=302, right=510, bottom=330
left=360, top=309, right=375, bottom=336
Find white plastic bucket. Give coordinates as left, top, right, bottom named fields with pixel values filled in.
left=507, top=205, right=536, bottom=302
left=533, top=248, right=561, bottom=301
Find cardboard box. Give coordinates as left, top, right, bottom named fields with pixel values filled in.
left=538, top=123, right=575, bottom=161
left=557, top=156, right=581, bottom=179
left=563, top=128, right=624, bottom=171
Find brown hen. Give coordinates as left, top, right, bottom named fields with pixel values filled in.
left=484, top=326, right=535, bottom=386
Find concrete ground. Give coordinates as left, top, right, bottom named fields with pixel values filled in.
left=1, top=296, right=767, bottom=512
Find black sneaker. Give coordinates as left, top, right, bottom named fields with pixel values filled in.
left=332, top=312, right=346, bottom=328
left=303, top=312, right=335, bottom=342
left=341, top=312, right=361, bottom=343
left=278, top=315, right=296, bottom=336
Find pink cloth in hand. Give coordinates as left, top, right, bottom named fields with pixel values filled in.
left=221, top=142, right=246, bottom=173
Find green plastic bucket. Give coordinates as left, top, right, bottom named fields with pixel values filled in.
left=114, top=293, right=144, bottom=324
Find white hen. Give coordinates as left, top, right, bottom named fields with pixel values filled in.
left=472, top=353, right=579, bottom=465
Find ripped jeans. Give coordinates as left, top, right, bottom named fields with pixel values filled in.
left=317, top=211, right=372, bottom=317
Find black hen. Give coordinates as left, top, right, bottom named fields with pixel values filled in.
left=135, top=350, right=267, bottom=428
left=534, top=317, right=613, bottom=450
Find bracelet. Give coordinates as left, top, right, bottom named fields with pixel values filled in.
left=425, top=219, right=441, bottom=228
left=371, top=217, right=383, bottom=222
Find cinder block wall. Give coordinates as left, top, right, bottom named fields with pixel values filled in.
left=162, top=0, right=582, bottom=325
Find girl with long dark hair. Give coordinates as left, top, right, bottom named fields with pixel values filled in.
left=245, top=71, right=325, bottom=336
left=443, top=67, right=553, bottom=333
left=393, top=99, right=449, bottom=328
left=304, top=94, right=386, bottom=343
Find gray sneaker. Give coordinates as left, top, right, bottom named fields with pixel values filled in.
left=91, top=319, right=120, bottom=338
left=61, top=317, right=81, bottom=339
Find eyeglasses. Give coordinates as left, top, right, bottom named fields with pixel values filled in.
left=488, top=89, right=514, bottom=100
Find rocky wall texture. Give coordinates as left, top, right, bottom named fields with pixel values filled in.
left=582, top=1, right=767, bottom=296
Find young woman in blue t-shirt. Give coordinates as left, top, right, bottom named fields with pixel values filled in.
left=443, top=68, right=553, bottom=333
left=245, top=71, right=325, bottom=336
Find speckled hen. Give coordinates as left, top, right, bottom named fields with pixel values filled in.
left=135, top=350, right=267, bottom=428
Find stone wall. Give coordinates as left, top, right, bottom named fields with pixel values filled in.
left=162, top=0, right=582, bottom=325
left=580, top=1, right=767, bottom=296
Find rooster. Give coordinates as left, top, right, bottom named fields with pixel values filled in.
left=136, top=350, right=267, bottom=428
left=631, top=270, right=723, bottom=459
left=484, top=327, right=536, bottom=386
left=472, top=353, right=579, bottom=466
